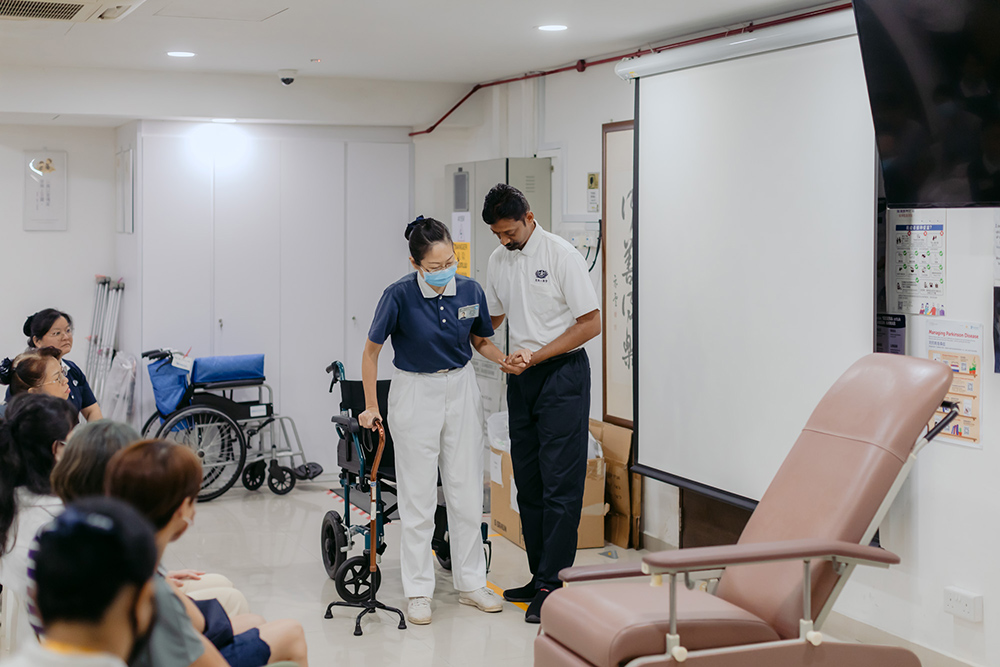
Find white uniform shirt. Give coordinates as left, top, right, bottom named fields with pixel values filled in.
left=1, top=643, right=125, bottom=667
left=486, top=225, right=600, bottom=352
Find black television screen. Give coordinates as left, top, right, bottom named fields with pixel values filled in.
left=853, top=0, right=1000, bottom=207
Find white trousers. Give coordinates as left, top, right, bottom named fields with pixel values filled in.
left=388, top=363, right=487, bottom=598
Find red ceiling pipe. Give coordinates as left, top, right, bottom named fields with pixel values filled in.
left=409, top=3, right=853, bottom=137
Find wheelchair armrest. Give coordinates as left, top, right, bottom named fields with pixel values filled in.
left=331, top=415, right=360, bottom=434
left=559, top=562, right=646, bottom=584
left=641, top=538, right=899, bottom=576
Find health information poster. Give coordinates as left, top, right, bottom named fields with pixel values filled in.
left=926, top=319, right=983, bottom=448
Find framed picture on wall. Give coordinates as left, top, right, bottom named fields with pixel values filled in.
left=602, top=120, right=634, bottom=428
left=23, top=150, right=68, bottom=231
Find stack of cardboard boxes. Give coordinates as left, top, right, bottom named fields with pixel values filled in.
left=489, top=418, right=641, bottom=550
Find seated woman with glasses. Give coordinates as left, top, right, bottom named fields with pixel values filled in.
left=18, top=309, right=102, bottom=421
left=0, top=348, right=71, bottom=418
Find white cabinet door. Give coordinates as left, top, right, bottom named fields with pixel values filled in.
left=278, top=138, right=346, bottom=470
left=212, top=139, right=282, bottom=399
left=344, top=142, right=411, bottom=378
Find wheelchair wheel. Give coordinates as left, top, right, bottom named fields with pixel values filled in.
left=321, top=511, right=349, bottom=579
left=241, top=460, right=266, bottom=491
left=335, top=555, right=381, bottom=604
left=141, top=412, right=161, bottom=438
left=267, top=464, right=296, bottom=495
left=157, top=406, right=246, bottom=502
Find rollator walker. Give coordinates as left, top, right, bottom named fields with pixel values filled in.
left=535, top=354, right=958, bottom=667
left=141, top=349, right=323, bottom=501
left=320, top=361, right=492, bottom=625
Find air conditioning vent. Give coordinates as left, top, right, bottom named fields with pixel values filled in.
left=0, top=0, right=144, bottom=22
left=0, top=0, right=85, bottom=21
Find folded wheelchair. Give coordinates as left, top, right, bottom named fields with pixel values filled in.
left=141, top=349, right=323, bottom=501
left=320, top=361, right=491, bottom=608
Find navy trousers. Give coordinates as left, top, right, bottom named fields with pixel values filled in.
left=506, top=349, right=590, bottom=590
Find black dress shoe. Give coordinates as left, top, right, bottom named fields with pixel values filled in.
left=503, top=579, right=537, bottom=603
left=524, top=587, right=551, bottom=624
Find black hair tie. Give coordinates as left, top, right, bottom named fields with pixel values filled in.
left=0, top=357, right=12, bottom=384
left=406, top=215, right=425, bottom=234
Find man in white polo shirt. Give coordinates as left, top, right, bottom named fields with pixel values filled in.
left=482, top=183, right=601, bottom=623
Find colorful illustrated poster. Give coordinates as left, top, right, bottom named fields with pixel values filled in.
left=926, top=319, right=983, bottom=448
left=891, top=208, right=946, bottom=316
left=454, top=241, right=471, bottom=278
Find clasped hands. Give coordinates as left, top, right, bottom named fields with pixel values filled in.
left=499, top=348, right=532, bottom=375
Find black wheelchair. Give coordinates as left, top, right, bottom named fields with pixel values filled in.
left=141, top=349, right=323, bottom=501
left=320, top=361, right=491, bottom=604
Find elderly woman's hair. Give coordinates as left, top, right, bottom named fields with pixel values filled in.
left=51, top=420, right=141, bottom=503
left=0, top=348, right=62, bottom=396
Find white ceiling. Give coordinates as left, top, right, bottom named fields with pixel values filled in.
left=0, top=0, right=835, bottom=84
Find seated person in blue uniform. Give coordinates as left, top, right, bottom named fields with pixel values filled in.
left=0, top=348, right=72, bottom=418
left=19, top=309, right=102, bottom=421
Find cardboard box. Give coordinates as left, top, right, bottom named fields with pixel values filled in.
left=589, top=419, right=642, bottom=549
left=489, top=446, right=606, bottom=550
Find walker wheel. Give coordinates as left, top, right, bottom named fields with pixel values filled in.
left=268, top=465, right=296, bottom=495
left=336, top=555, right=382, bottom=604
left=321, top=511, right=349, bottom=579
left=242, top=460, right=267, bottom=491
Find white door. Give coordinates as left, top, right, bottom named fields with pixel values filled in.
left=212, top=139, right=282, bottom=397
left=344, top=142, right=411, bottom=378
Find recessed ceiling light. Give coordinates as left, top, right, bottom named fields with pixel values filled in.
left=538, top=25, right=567, bottom=31
left=167, top=51, right=196, bottom=58
left=212, top=118, right=237, bottom=123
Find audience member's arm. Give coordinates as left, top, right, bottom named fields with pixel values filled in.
left=167, top=577, right=206, bottom=633
left=189, top=636, right=229, bottom=667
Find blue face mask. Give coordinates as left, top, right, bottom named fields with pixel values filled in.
left=423, top=264, right=457, bottom=287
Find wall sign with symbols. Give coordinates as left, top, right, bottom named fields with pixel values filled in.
left=587, top=172, right=600, bottom=213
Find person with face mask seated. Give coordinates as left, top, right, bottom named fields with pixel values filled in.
left=358, top=216, right=520, bottom=625
left=105, top=440, right=309, bottom=667
left=0, top=497, right=158, bottom=667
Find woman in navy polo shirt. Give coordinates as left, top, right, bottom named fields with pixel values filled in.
left=359, top=216, right=518, bottom=625
left=21, top=309, right=102, bottom=421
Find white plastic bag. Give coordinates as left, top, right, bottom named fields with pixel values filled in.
left=486, top=411, right=510, bottom=452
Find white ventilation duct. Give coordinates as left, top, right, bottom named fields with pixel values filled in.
left=0, top=0, right=145, bottom=23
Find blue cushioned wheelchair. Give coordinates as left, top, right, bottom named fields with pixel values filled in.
left=141, top=349, right=322, bottom=501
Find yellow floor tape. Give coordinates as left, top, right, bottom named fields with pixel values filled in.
left=486, top=580, right=528, bottom=611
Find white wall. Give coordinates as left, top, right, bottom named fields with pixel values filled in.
left=833, top=208, right=999, bottom=667
left=413, top=62, right=681, bottom=549
left=0, top=125, right=116, bottom=370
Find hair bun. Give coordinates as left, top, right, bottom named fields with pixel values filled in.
left=22, top=314, right=35, bottom=338
left=404, top=215, right=426, bottom=241
left=0, top=357, right=12, bottom=385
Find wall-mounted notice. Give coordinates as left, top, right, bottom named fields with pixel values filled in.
left=454, top=241, right=471, bottom=278
left=23, top=150, right=68, bottom=231
left=927, top=319, right=983, bottom=448
left=451, top=211, right=471, bottom=242
left=891, top=208, right=946, bottom=316
left=876, top=313, right=906, bottom=354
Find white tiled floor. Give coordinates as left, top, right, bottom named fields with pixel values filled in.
left=164, top=474, right=646, bottom=667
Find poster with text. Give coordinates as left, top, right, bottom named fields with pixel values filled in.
left=891, top=208, right=946, bottom=316
left=926, top=319, right=983, bottom=447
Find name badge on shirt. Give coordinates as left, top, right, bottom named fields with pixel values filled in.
left=458, top=304, right=480, bottom=320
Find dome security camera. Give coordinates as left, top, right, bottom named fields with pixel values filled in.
left=278, top=69, right=297, bottom=86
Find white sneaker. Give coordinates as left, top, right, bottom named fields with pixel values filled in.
left=459, top=586, right=504, bottom=613
left=407, top=596, right=432, bottom=625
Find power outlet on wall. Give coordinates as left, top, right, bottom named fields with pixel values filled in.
left=943, top=586, right=983, bottom=622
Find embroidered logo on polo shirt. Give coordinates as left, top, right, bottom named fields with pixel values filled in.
left=534, top=269, right=549, bottom=283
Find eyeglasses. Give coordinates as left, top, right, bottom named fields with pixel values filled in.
left=41, top=370, right=69, bottom=386
left=422, top=258, right=458, bottom=272
left=46, top=327, right=73, bottom=339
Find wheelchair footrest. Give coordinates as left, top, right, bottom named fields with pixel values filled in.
left=293, top=462, right=324, bottom=480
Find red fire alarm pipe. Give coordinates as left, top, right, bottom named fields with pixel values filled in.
left=410, top=3, right=852, bottom=137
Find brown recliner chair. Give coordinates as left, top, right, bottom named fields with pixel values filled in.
left=537, top=354, right=955, bottom=667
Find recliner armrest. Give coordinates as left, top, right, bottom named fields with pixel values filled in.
left=642, top=538, right=899, bottom=575
left=558, top=562, right=646, bottom=583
